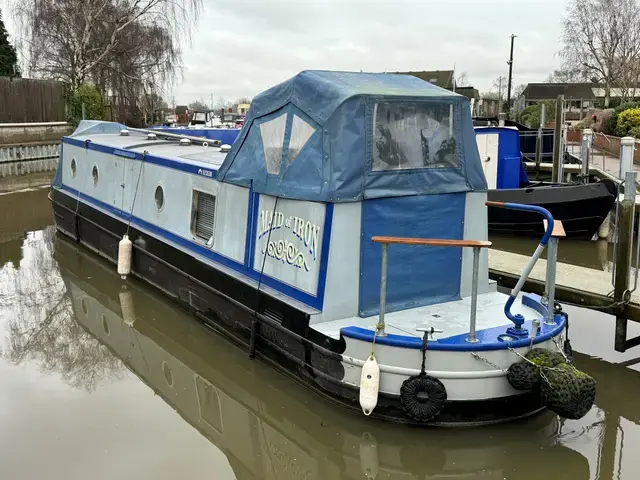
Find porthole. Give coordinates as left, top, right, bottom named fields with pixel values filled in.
left=102, top=314, right=110, bottom=336
left=92, top=164, right=99, bottom=186
left=154, top=185, right=164, bottom=211
left=163, top=361, right=173, bottom=387
left=71, top=158, right=77, bottom=178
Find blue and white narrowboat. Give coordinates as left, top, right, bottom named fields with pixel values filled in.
left=50, top=70, right=577, bottom=426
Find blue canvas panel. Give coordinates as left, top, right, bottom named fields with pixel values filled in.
left=359, top=193, right=466, bottom=317
left=218, top=70, right=487, bottom=203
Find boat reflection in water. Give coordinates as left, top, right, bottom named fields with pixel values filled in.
left=55, top=236, right=590, bottom=479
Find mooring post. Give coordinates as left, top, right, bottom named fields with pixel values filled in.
left=544, top=220, right=565, bottom=325
left=581, top=128, right=593, bottom=183
left=614, top=171, right=637, bottom=352
left=620, top=136, right=635, bottom=180
left=552, top=95, right=564, bottom=183
left=535, top=104, right=546, bottom=170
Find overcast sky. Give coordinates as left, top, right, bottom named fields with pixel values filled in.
left=3, top=0, right=570, bottom=105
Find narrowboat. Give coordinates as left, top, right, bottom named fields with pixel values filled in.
left=53, top=235, right=591, bottom=478
left=475, top=126, right=618, bottom=238
left=49, top=70, right=578, bottom=426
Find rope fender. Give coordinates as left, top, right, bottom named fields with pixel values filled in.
left=399, top=330, right=447, bottom=422
left=400, top=374, right=447, bottom=422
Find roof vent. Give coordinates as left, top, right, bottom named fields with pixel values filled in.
left=179, top=138, right=191, bottom=146
left=147, top=133, right=157, bottom=140
left=120, top=129, right=130, bottom=136
left=220, top=144, right=231, bottom=153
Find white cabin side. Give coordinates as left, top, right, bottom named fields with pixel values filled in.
left=58, top=127, right=493, bottom=326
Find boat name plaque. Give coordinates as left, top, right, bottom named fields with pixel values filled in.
left=258, top=209, right=321, bottom=271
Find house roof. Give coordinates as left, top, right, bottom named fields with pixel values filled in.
left=454, top=86, right=480, bottom=100
left=393, top=70, right=454, bottom=89
left=175, top=105, right=189, bottom=114
left=521, top=83, right=598, bottom=100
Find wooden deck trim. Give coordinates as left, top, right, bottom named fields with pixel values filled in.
left=371, top=236, right=492, bottom=248
left=543, top=219, right=566, bottom=237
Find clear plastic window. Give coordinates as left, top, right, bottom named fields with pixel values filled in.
left=259, top=113, right=287, bottom=174
left=288, top=114, right=315, bottom=164
left=372, top=102, right=458, bottom=171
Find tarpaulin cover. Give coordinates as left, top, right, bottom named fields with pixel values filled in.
left=359, top=193, right=466, bottom=316
left=217, top=70, right=487, bottom=202
left=70, top=120, right=127, bottom=137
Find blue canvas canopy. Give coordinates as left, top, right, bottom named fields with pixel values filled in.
left=219, top=70, right=488, bottom=202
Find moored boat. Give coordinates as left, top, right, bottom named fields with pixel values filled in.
left=475, top=126, right=618, bottom=238
left=49, top=71, right=587, bottom=426
left=54, top=235, right=591, bottom=479
left=151, top=109, right=241, bottom=145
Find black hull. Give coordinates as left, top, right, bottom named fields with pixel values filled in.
left=50, top=187, right=546, bottom=427
left=487, top=179, right=618, bottom=238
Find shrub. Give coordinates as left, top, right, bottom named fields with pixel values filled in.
left=575, top=116, right=594, bottom=130
left=68, top=84, right=103, bottom=127
left=518, top=101, right=556, bottom=128
left=593, top=108, right=613, bottom=133
left=603, top=101, right=640, bottom=135
left=615, top=107, right=640, bottom=137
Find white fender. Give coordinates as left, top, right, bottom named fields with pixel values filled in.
left=119, top=289, right=136, bottom=327
left=117, top=234, right=133, bottom=279
left=359, top=355, right=380, bottom=416
left=359, top=432, right=379, bottom=480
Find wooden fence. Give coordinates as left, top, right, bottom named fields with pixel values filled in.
left=0, top=77, right=66, bottom=123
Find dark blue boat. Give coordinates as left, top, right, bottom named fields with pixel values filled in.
left=475, top=126, right=617, bottom=238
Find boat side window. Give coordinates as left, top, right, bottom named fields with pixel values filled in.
left=258, top=113, right=287, bottom=174
left=288, top=114, right=315, bottom=164
left=190, top=189, right=216, bottom=245
left=92, top=164, right=99, bottom=186
left=372, top=102, right=458, bottom=171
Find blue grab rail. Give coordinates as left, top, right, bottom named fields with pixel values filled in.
left=486, top=201, right=555, bottom=335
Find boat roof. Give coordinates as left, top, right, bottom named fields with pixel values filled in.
left=66, top=69, right=488, bottom=203
left=218, top=70, right=487, bottom=202
left=68, top=121, right=228, bottom=172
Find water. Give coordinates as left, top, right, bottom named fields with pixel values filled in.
left=1, top=189, right=640, bottom=479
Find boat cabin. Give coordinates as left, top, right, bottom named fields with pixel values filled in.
left=474, top=127, right=529, bottom=190
left=54, top=71, right=490, bottom=325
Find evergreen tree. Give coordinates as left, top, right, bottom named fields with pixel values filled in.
left=0, top=8, right=20, bottom=77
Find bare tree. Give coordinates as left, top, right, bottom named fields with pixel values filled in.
left=10, top=0, right=201, bottom=125
left=0, top=228, right=124, bottom=391
left=188, top=100, right=209, bottom=111
left=12, top=0, right=201, bottom=87
left=546, top=68, right=589, bottom=83
left=512, top=84, right=527, bottom=98
left=560, top=0, right=640, bottom=107
left=455, top=72, right=469, bottom=88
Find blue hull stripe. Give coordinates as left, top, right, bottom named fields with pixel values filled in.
left=56, top=185, right=331, bottom=310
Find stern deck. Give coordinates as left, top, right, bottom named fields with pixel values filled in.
left=312, top=291, right=542, bottom=341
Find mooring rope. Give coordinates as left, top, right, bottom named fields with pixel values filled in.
left=125, top=151, right=147, bottom=236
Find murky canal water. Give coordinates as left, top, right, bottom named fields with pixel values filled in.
left=2, top=187, right=640, bottom=479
